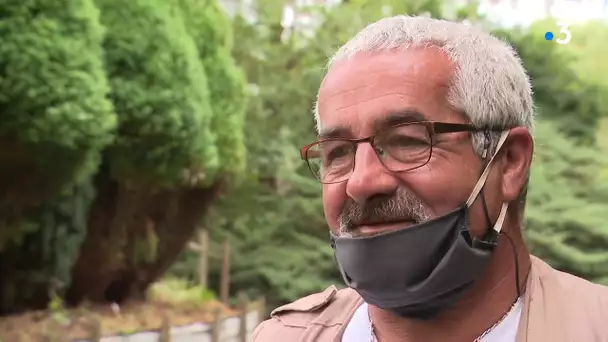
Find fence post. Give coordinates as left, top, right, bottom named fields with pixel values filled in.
left=237, top=292, right=249, bottom=342
left=257, top=296, right=267, bottom=321
left=220, top=239, right=231, bottom=305
left=211, top=307, right=223, bottom=342
left=159, top=314, right=171, bottom=342
left=187, top=227, right=209, bottom=289
left=198, top=228, right=209, bottom=288
left=88, top=317, right=102, bottom=342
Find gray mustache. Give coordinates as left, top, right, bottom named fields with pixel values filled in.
left=338, top=188, right=432, bottom=234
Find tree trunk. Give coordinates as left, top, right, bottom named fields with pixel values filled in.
left=66, top=165, right=223, bottom=305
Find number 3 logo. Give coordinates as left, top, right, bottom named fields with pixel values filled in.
left=556, top=22, right=572, bottom=45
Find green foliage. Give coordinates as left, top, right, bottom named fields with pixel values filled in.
left=0, top=0, right=250, bottom=314
left=176, top=0, right=248, bottom=178
left=493, top=24, right=605, bottom=144
left=526, top=120, right=608, bottom=283
left=562, top=20, right=608, bottom=97
left=599, top=118, right=608, bottom=160
left=173, top=0, right=234, bottom=52
left=148, top=277, right=216, bottom=304
left=206, top=169, right=334, bottom=304
left=0, top=182, right=95, bottom=314
left=0, top=0, right=107, bottom=312
left=0, top=0, right=116, bottom=196
left=205, top=49, right=248, bottom=177
left=97, top=0, right=218, bottom=185
left=555, top=20, right=608, bottom=160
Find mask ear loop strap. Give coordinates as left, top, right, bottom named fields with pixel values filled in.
left=468, top=131, right=524, bottom=298
left=465, top=130, right=510, bottom=234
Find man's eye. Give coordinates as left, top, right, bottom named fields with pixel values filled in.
left=385, top=135, right=430, bottom=147
left=326, top=145, right=351, bottom=160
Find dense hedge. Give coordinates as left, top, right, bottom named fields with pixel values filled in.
left=0, top=182, right=95, bottom=313
left=0, top=0, right=116, bottom=202
left=0, top=3, right=114, bottom=308
left=0, top=0, right=248, bottom=314
left=97, top=0, right=219, bottom=186
left=493, top=28, right=604, bottom=144
left=175, top=0, right=247, bottom=177
left=204, top=48, right=248, bottom=176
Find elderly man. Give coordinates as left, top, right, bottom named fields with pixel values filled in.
left=252, top=15, right=608, bottom=342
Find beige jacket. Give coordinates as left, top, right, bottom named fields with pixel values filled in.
left=252, top=256, right=608, bottom=341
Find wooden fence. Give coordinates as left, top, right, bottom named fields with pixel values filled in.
left=79, top=294, right=265, bottom=342
left=0, top=228, right=260, bottom=342
left=75, top=228, right=264, bottom=342
left=189, top=228, right=235, bottom=301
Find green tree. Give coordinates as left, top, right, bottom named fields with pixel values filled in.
left=562, top=20, right=608, bottom=95
left=173, top=0, right=248, bottom=179
left=99, top=0, right=218, bottom=185
left=0, top=0, right=115, bottom=314
left=493, top=24, right=606, bottom=144
left=553, top=20, right=608, bottom=164
left=66, top=0, right=241, bottom=305
left=0, top=0, right=116, bottom=243
left=526, top=120, right=608, bottom=284
left=0, top=0, right=247, bottom=314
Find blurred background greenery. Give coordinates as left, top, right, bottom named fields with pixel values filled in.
left=0, top=0, right=607, bottom=332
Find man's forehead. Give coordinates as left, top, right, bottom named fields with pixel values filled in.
left=319, top=48, right=453, bottom=102
left=317, top=48, right=454, bottom=137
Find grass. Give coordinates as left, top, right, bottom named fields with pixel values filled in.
left=0, top=277, right=235, bottom=342
left=148, top=276, right=217, bottom=305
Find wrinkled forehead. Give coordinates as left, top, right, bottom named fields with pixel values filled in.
left=317, top=48, right=459, bottom=139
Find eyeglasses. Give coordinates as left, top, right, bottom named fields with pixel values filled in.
left=300, top=121, right=486, bottom=184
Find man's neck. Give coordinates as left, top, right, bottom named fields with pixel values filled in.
left=369, top=232, right=531, bottom=342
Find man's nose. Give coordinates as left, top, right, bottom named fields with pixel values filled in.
left=345, top=143, right=399, bottom=206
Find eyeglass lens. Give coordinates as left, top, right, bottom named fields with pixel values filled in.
left=305, top=123, right=432, bottom=183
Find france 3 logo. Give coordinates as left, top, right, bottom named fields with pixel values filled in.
left=544, top=22, right=572, bottom=45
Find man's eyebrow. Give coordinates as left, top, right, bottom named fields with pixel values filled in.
left=318, top=126, right=351, bottom=140
left=372, top=109, right=428, bottom=132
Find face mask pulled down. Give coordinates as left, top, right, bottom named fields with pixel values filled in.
left=330, top=131, right=511, bottom=320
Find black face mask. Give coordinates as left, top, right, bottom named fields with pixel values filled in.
left=331, top=131, right=510, bottom=320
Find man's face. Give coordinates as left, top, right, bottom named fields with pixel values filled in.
left=317, top=48, right=504, bottom=238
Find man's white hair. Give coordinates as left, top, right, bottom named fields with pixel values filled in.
left=314, top=15, right=535, bottom=156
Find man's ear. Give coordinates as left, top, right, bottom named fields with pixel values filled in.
left=501, top=127, right=533, bottom=202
